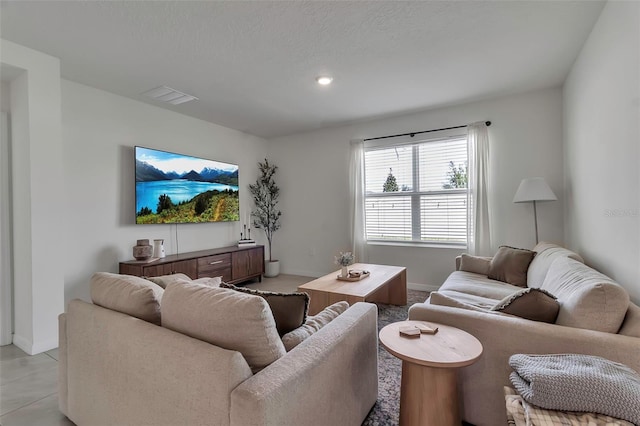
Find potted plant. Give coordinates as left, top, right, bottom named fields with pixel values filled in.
left=249, top=159, right=282, bottom=277
left=335, top=251, right=354, bottom=278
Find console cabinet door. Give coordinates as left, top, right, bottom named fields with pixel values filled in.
left=247, top=247, right=264, bottom=276
left=231, top=247, right=264, bottom=282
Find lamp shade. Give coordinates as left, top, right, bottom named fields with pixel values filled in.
left=513, top=177, right=557, bottom=203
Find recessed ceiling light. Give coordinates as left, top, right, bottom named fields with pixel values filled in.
left=141, top=85, right=198, bottom=105
left=316, top=76, right=333, bottom=86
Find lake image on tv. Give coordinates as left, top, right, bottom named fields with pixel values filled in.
left=135, top=147, right=240, bottom=224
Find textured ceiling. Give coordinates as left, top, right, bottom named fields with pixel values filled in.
left=0, top=1, right=604, bottom=138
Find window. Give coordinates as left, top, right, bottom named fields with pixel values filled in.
left=363, top=135, right=468, bottom=246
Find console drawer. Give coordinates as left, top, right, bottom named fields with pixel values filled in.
left=198, top=254, right=232, bottom=280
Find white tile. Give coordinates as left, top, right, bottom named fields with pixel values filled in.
left=0, top=345, right=29, bottom=362
left=45, top=349, right=59, bottom=361
left=1, top=353, right=57, bottom=384
left=0, top=367, right=58, bottom=416
left=0, top=393, right=74, bottom=426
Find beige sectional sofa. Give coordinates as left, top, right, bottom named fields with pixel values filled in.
left=59, top=273, right=379, bottom=426
left=408, top=242, right=640, bottom=426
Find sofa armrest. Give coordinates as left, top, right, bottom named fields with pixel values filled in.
left=408, top=303, right=640, bottom=426
left=63, top=300, right=253, bottom=426
left=230, top=302, right=378, bottom=426
left=455, top=256, right=462, bottom=271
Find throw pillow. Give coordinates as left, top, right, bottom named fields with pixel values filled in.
left=192, top=276, right=223, bottom=287
left=491, top=288, right=559, bottom=323
left=459, top=254, right=492, bottom=276
left=147, top=273, right=222, bottom=288
left=488, top=246, right=536, bottom=287
left=146, top=273, right=192, bottom=289
left=281, top=301, right=349, bottom=351
left=161, top=281, right=286, bottom=373
left=220, top=283, right=309, bottom=335
left=90, top=272, right=164, bottom=325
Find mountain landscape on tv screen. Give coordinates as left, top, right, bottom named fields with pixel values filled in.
left=135, top=160, right=239, bottom=186
left=135, top=152, right=240, bottom=224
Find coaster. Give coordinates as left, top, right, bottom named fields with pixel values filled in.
left=399, top=326, right=421, bottom=338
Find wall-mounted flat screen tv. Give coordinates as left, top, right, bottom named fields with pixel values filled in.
left=135, top=146, right=239, bottom=224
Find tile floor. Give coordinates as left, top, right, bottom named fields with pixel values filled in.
left=0, top=274, right=311, bottom=426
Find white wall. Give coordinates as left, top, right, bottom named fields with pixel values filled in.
left=62, top=80, right=268, bottom=304
left=1, top=82, right=10, bottom=112
left=563, top=1, right=640, bottom=303
left=269, top=88, right=564, bottom=288
left=1, top=40, right=64, bottom=354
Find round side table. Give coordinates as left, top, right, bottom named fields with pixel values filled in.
left=379, top=320, right=483, bottom=426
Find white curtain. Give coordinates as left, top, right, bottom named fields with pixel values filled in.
left=349, top=139, right=368, bottom=263
left=467, top=122, right=492, bottom=255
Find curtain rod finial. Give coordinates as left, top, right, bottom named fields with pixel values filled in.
left=485, top=121, right=491, bottom=126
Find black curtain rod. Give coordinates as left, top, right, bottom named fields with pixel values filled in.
left=363, top=121, right=491, bottom=142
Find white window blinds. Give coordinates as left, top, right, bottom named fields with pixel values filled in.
left=363, top=136, right=468, bottom=245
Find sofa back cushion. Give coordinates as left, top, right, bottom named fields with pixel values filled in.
left=161, top=281, right=286, bottom=373
left=527, top=242, right=584, bottom=289
left=541, top=257, right=629, bottom=333
left=90, top=272, right=164, bottom=325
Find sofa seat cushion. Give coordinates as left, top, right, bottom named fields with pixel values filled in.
left=281, top=301, right=349, bottom=351
left=527, top=242, right=584, bottom=288
left=429, top=291, right=494, bottom=311
left=618, top=303, right=640, bottom=337
left=161, top=281, right=286, bottom=373
left=542, top=257, right=629, bottom=333
left=90, top=272, right=164, bottom=325
left=440, top=271, right=523, bottom=300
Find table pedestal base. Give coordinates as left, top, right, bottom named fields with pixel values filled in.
left=399, top=361, right=459, bottom=426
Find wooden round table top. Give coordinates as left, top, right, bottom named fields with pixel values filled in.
left=379, top=320, right=483, bottom=368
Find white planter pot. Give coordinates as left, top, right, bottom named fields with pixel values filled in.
left=264, top=260, right=280, bottom=278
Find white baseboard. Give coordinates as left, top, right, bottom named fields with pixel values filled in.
left=407, top=282, right=439, bottom=292
left=12, top=333, right=57, bottom=355
left=278, top=268, right=321, bottom=279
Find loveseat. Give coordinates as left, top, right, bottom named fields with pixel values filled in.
left=59, top=273, right=379, bottom=426
left=408, top=242, right=640, bottom=426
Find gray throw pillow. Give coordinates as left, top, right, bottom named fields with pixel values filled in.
left=488, top=245, right=536, bottom=287
left=281, top=301, right=349, bottom=351
left=220, top=283, right=309, bottom=336
left=492, top=288, right=559, bottom=323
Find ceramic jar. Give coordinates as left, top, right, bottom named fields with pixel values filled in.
left=133, top=239, right=153, bottom=260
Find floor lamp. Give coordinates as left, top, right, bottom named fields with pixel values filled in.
left=513, top=177, right=557, bottom=244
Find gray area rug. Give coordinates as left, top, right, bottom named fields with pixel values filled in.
left=362, top=289, right=429, bottom=426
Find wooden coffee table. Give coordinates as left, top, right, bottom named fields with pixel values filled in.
left=379, top=320, right=483, bottom=426
left=297, top=263, right=407, bottom=315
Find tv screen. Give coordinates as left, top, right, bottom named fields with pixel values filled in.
left=135, top=146, right=239, bottom=224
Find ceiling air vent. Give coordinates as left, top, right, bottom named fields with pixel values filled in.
left=141, top=86, right=198, bottom=105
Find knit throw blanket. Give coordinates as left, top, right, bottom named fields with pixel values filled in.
left=509, top=354, right=640, bottom=425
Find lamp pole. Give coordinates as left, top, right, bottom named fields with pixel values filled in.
left=533, top=200, right=539, bottom=244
